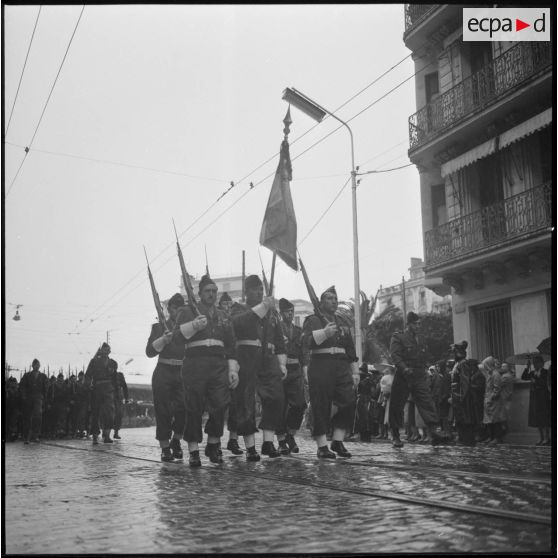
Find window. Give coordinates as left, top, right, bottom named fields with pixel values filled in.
left=472, top=301, right=514, bottom=361
left=431, top=183, right=447, bottom=228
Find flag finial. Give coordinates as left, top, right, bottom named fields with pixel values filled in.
left=283, top=106, right=292, bottom=139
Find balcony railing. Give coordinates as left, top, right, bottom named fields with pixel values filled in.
left=424, top=183, right=552, bottom=267
left=404, top=4, right=436, bottom=32
left=409, top=42, right=552, bottom=150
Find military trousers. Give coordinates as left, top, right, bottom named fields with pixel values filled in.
left=308, top=357, right=355, bottom=437
left=233, top=347, right=284, bottom=436
left=276, top=365, right=307, bottom=435
left=226, top=388, right=239, bottom=433
left=182, top=356, right=230, bottom=442
left=23, top=397, right=44, bottom=439
left=114, top=398, right=123, bottom=431
left=152, top=363, right=186, bottom=441
left=389, top=368, right=438, bottom=431
left=90, top=382, right=115, bottom=436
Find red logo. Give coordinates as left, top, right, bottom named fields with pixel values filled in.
left=516, top=18, right=530, bottom=31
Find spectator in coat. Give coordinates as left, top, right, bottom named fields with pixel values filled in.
left=499, top=363, right=516, bottom=439
left=482, top=357, right=506, bottom=445
left=522, top=355, right=551, bottom=446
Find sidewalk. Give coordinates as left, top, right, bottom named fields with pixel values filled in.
left=4, top=427, right=554, bottom=555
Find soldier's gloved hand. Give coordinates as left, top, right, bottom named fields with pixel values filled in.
left=193, top=315, right=208, bottom=331
left=277, top=354, right=288, bottom=380
left=152, top=331, right=173, bottom=352
left=228, top=360, right=240, bottom=389
left=324, top=322, right=338, bottom=338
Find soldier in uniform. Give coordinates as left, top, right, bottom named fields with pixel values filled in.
left=53, top=373, right=69, bottom=438
left=389, top=312, right=447, bottom=448
left=19, top=359, right=48, bottom=443
left=276, top=298, right=307, bottom=454
left=44, top=375, right=57, bottom=439
left=6, top=376, right=21, bottom=441
left=219, top=292, right=243, bottom=456
left=75, top=371, right=90, bottom=437
left=302, top=286, right=359, bottom=458
left=230, top=275, right=287, bottom=461
left=146, top=293, right=186, bottom=462
left=85, top=343, right=118, bottom=444
left=173, top=276, right=239, bottom=467
left=113, top=370, right=129, bottom=439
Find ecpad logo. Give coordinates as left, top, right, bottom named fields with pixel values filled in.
left=463, top=8, right=550, bottom=41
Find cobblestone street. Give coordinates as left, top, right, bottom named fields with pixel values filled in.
left=5, top=427, right=554, bottom=554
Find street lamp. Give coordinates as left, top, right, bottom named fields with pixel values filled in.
left=282, top=87, right=362, bottom=363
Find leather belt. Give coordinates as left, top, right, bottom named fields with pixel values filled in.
left=158, top=358, right=183, bottom=366
left=185, top=339, right=224, bottom=349
left=236, top=340, right=275, bottom=351
left=287, top=358, right=300, bottom=365
left=311, top=347, right=346, bottom=355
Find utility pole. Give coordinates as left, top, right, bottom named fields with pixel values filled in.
left=401, top=275, right=407, bottom=327
left=241, top=250, right=246, bottom=302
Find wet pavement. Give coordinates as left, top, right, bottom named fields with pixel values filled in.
left=5, top=427, right=555, bottom=554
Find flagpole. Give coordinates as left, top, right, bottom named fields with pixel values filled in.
left=269, top=251, right=277, bottom=296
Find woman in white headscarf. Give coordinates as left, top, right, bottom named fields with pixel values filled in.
left=482, top=356, right=506, bottom=444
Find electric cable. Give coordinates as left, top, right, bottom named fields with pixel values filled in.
left=4, top=5, right=42, bottom=137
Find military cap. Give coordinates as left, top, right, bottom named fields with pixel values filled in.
left=245, top=275, right=263, bottom=290
left=57, top=373, right=64, bottom=379
left=100, top=342, right=111, bottom=352
left=167, top=293, right=184, bottom=309
left=320, top=285, right=337, bottom=300
left=406, top=311, right=420, bottom=324
left=198, top=274, right=216, bottom=291
left=279, top=298, right=294, bottom=311
left=219, top=292, right=232, bottom=303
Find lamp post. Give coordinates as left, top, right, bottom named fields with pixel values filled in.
left=282, top=87, right=362, bottom=363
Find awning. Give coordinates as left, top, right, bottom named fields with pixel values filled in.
left=440, top=108, right=552, bottom=178
left=499, top=108, right=552, bottom=149
left=441, top=138, right=496, bottom=178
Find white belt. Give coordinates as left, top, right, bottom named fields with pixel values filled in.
left=185, top=339, right=225, bottom=349
left=311, top=347, right=346, bottom=355
left=287, top=358, right=300, bottom=365
left=158, top=358, right=183, bottom=366
left=236, top=340, right=275, bottom=351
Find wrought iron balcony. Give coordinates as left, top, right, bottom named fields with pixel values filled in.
left=424, top=183, right=552, bottom=267
left=404, top=4, right=437, bottom=32
left=409, top=42, right=552, bottom=150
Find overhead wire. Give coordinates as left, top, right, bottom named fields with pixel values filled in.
left=72, top=57, right=434, bottom=332
left=6, top=5, right=85, bottom=199
left=4, top=5, right=42, bottom=137
left=71, top=55, right=416, bottom=331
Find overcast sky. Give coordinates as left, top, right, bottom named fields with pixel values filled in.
left=4, top=4, right=423, bottom=384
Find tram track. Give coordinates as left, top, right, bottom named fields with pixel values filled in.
left=41, top=441, right=551, bottom=526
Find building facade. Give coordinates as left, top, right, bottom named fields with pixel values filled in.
left=375, top=257, right=452, bottom=317
left=404, top=4, right=552, bottom=363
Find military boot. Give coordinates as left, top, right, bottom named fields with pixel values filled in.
left=245, top=446, right=261, bottom=462
left=205, top=443, right=224, bottom=464
left=278, top=439, right=291, bottom=455
left=392, top=428, right=404, bottom=448
left=317, top=445, right=336, bottom=459
left=170, top=438, right=183, bottom=460
left=261, top=441, right=281, bottom=458
left=189, top=450, right=202, bottom=467
left=92, top=435, right=99, bottom=445
left=330, top=440, right=352, bottom=458
left=285, top=433, right=299, bottom=453
left=161, top=447, right=174, bottom=463
left=226, top=438, right=244, bottom=455
left=113, top=431, right=121, bottom=440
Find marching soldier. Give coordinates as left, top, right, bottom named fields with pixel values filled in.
left=146, top=293, right=187, bottom=462
left=219, top=292, right=243, bottom=456
left=85, top=343, right=118, bottom=444
left=302, top=286, right=359, bottom=458
left=173, top=276, right=239, bottom=467
left=230, top=275, right=287, bottom=461
left=52, top=373, right=69, bottom=438
left=75, top=371, right=90, bottom=438
left=20, top=359, right=48, bottom=443
left=6, top=376, right=21, bottom=441
left=113, top=370, right=129, bottom=439
left=276, top=298, right=307, bottom=454
left=389, top=312, right=447, bottom=448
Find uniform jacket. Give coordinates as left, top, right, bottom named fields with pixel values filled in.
left=301, top=312, right=357, bottom=365
left=20, top=371, right=48, bottom=401
left=174, top=302, right=236, bottom=360
left=85, top=356, right=118, bottom=389
left=389, top=328, right=427, bottom=373
left=231, top=302, right=285, bottom=355
left=451, top=359, right=484, bottom=425
left=116, top=372, right=129, bottom=401
left=146, top=319, right=185, bottom=361
left=280, top=320, right=303, bottom=363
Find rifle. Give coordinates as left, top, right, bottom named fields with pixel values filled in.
left=298, top=254, right=327, bottom=327
left=204, top=244, right=210, bottom=277
left=172, top=219, right=201, bottom=316
left=143, top=246, right=170, bottom=334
